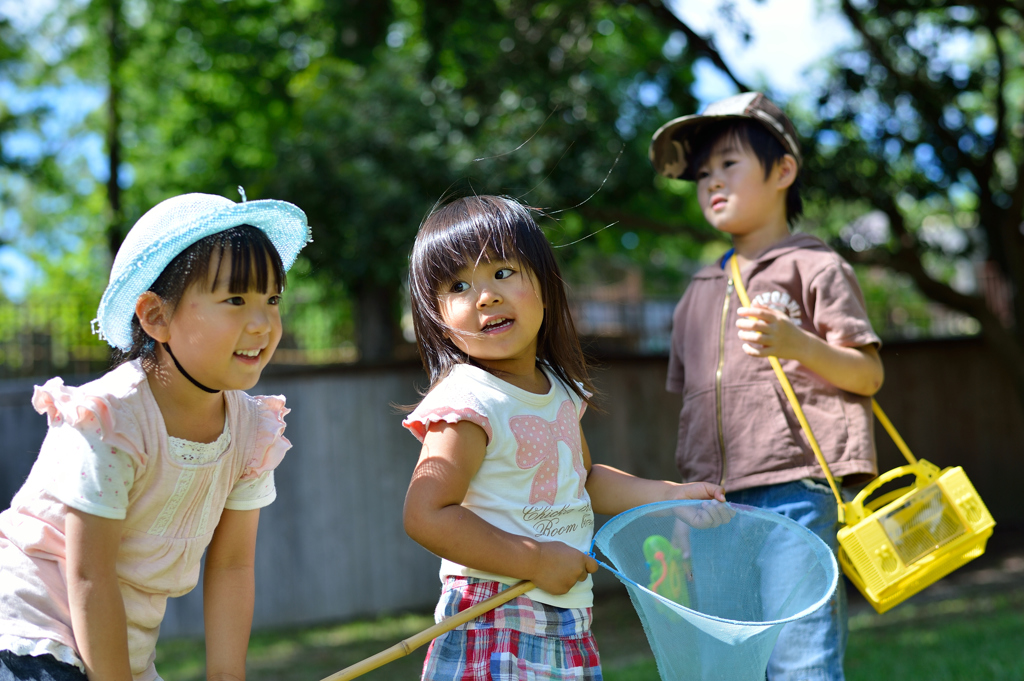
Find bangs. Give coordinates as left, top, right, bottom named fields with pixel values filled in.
left=207, top=225, right=286, bottom=294
left=415, top=197, right=533, bottom=294
left=688, top=121, right=755, bottom=177
left=688, top=118, right=789, bottom=183
left=152, top=224, right=286, bottom=302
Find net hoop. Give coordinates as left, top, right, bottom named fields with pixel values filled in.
left=591, top=500, right=839, bottom=626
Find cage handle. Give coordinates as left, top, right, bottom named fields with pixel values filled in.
left=844, top=459, right=942, bottom=525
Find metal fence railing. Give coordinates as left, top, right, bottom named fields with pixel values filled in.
left=570, top=298, right=677, bottom=355
left=0, top=303, right=112, bottom=379
left=0, top=301, right=358, bottom=379
left=0, top=294, right=984, bottom=379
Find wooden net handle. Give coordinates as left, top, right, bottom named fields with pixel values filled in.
left=319, top=580, right=535, bottom=681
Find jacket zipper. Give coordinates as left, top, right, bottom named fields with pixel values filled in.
left=716, top=277, right=733, bottom=486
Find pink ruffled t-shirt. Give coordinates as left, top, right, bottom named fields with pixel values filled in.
left=0, top=360, right=291, bottom=681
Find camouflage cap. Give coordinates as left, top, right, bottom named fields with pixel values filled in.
left=649, top=92, right=801, bottom=180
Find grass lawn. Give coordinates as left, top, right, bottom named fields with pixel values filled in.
left=595, top=586, right=1024, bottom=681
left=843, top=589, right=1024, bottom=681
left=156, top=612, right=435, bottom=680
left=154, top=583, right=1024, bottom=681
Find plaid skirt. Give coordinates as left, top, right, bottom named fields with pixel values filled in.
left=421, top=577, right=602, bottom=681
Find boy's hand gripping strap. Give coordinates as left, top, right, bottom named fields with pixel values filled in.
left=728, top=254, right=919, bottom=525
left=728, top=254, right=844, bottom=520
left=729, top=251, right=921, bottom=522
left=724, top=254, right=843, bottom=520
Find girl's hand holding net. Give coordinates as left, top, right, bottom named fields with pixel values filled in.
left=674, top=499, right=736, bottom=529
left=664, top=481, right=735, bottom=529
left=532, top=540, right=599, bottom=595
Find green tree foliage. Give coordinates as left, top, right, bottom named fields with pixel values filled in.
left=0, top=15, right=25, bottom=198
left=271, top=0, right=712, bottom=360
left=34, top=0, right=1022, bottom=376
left=6, top=0, right=714, bottom=364
left=669, top=1, right=1024, bottom=404
left=0, top=15, right=38, bottom=183
left=804, top=1, right=1024, bottom=401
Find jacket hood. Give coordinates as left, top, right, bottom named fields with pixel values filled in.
left=748, top=233, right=830, bottom=266
left=694, top=233, right=832, bottom=280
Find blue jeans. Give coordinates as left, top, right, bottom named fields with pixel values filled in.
left=0, top=652, right=86, bottom=681
left=728, top=480, right=847, bottom=681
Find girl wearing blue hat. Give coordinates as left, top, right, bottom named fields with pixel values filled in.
left=0, top=192, right=311, bottom=681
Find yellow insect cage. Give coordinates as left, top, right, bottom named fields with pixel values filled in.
left=836, top=404, right=994, bottom=612
left=730, top=255, right=995, bottom=614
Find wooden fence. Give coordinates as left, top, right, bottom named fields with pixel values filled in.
left=1, top=337, right=1021, bottom=636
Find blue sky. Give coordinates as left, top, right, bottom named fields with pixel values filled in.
left=1, top=0, right=106, bottom=300
left=668, top=0, right=855, bottom=105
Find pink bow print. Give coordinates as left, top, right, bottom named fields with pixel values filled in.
left=510, top=400, right=586, bottom=505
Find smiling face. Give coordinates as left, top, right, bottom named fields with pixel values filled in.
left=694, top=135, right=792, bottom=242
left=437, top=256, right=545, bottom=376
left=163, top=248, right=283, bottom=391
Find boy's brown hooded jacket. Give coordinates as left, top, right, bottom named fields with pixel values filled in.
left=667, top=233, right=880, bottom=492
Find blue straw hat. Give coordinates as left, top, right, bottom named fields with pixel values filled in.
left=94, top=191, right=312, bottom=351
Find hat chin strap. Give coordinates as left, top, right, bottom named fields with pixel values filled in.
left=163, top=343, right=221, bottom=394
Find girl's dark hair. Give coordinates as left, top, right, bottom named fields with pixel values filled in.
left=688, top=118, right=803, bottom=225
left=114, top=224, right=286, bottom=366
left=409, top=195, right=593, bottom=404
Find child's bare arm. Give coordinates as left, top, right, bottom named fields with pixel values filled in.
left=581, top=431, right=728, bottom=522
left=585, top=466, right=727, bottom=515
left=65, top=508, right=134, bottom=681
left=736, top=305, right=884, bottom=396
left=403, top=420, right=597, bottom=595
left=204, top=508, right=260, bottom=681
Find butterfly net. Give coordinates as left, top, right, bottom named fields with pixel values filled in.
left=592, top=501, right=838, bottom=681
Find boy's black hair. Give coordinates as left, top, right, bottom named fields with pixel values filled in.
left=687, top=119, right=803, bottom=225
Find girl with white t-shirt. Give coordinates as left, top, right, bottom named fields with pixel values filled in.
left=402, top=195, right=731, bottom=681
left=0, top=192, right=311, bottom=681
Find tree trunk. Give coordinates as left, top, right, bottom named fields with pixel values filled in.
left=354, top=284, right=398, bottom=364
left=106, top=0, right=124, bottom=259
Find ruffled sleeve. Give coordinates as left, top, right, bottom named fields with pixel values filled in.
left=402, top=384, right=493, bottom=444
left=240, top=395, right=291, bottom=481
left=32, top=376, right=145, bottom=462
left=573, top=381, right=593, bottom=420
left=39, top=422, right=137, bottom=520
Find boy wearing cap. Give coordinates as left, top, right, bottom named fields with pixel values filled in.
left=650, top=92, right=884, bottom=680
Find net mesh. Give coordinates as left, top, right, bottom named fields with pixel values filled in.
left=592, top=500, right=838, bottom=681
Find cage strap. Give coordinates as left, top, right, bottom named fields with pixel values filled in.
left=727, top=254, right=915, bottom=523
left=871, top=399, right=917, bottom=465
